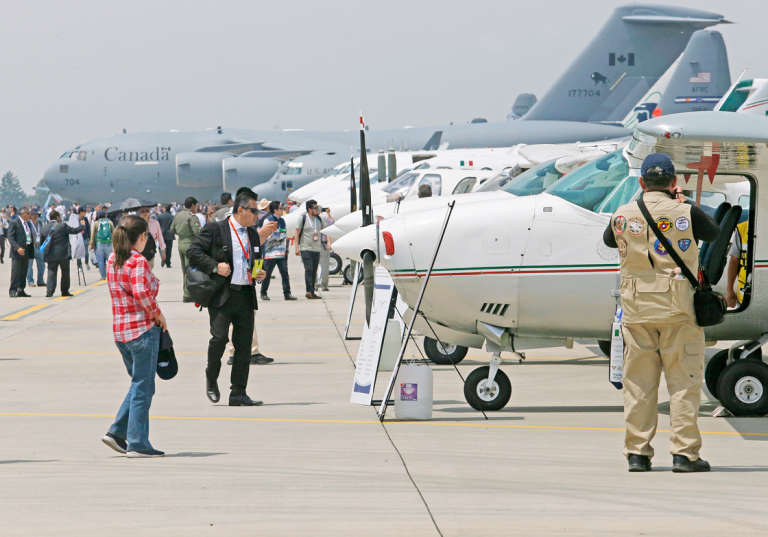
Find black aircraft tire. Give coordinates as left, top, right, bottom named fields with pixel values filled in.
left=597, top=340, right=612, bottom=358
left=717, top=359, right=768, bottom=417
left=464, top=366, right=511, bottom=411
left=329, top=253, right=342, bottom=275
left=342, top=264, right=355, bottom=285
left=424, top=337, right=468, bottom=365
left=705, top=350, right=729, bottom=400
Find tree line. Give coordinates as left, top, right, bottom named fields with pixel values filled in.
left=0, top=171, right=47, bottom=207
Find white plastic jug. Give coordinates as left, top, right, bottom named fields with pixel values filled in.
left=394, top=364, right=433, bottom=420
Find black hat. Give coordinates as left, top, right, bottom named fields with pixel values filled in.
left=156, top=331, right=178, bottom=380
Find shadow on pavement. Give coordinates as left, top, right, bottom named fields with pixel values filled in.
left=0, top=460, right=58, bottom=464
left=164, top=452, right=227, bottom=458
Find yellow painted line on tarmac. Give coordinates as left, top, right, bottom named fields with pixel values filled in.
left=52, top=289, right=88, bottom=301
left=1, top=304, right=51, bottom=321
left=0, top=412, right=765, bottom=437
left=90, top=280, right=108, bottom=287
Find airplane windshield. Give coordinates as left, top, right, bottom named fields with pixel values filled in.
left=381, top=172, right=418, bottom=196
left=499, top=160, right=562, bottom=197
left=545, top=150, right=629, bottom=212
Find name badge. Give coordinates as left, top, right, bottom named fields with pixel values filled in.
left=313, top=233, right=318, bottom=242
left=254, top=246, right=259, bottom=253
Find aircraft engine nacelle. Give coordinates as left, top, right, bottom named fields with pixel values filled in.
left=176, top=152, right=230, bottom=188
left=222, top=157, right=281, bottom=193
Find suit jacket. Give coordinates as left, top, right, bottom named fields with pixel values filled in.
left=186, top=219, right=262, bottom=309
left=42, top=221, right=84, bottom=263
left=7, top=218, right=35, bottom=260
left=156, top=211, right=175, bottom=241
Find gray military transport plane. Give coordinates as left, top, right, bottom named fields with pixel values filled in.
left=43, top=4, right=727, bottom=204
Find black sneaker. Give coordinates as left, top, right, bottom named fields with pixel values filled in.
left=226, top=356, right=233, bottom=365
left=260, top=294, right=270, bottom=301
left=627, top=454, right=652, bottom=472
left=285, top=294, right=297, bottom=301
left=127, top=448, right=164, bottom=458
left=250, top=354, right=274, bottom=365
left=672, top=455, right=710, bottom=473
left=102, top=432, right=127, bottom=454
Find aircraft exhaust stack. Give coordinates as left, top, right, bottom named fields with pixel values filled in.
left=377, top=150, right=386, bottom=184
left=387, top=148, right=396, bottom=182
left=176, top=151, right=231, bottom=188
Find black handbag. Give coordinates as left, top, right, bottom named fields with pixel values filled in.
left=638, top=197, right=726, bottom=327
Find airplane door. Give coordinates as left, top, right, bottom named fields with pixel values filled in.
left=517, top=196, right=616, bottom=338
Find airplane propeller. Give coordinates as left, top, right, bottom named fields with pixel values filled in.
left=359, top=112, right=374, bottom=326
left=349, top=147, right=357, bottom=214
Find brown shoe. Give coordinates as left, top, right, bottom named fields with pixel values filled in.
left=305, top=292, right=313, bottom=299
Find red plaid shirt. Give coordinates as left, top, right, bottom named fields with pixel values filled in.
left=107, top=250, right=161, bottom=342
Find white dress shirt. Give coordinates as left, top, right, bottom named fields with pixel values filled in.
left=229, top=217, right=250, bottom=285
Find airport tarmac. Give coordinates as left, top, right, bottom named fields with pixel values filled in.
left=1, top=254, right=767, bottom=536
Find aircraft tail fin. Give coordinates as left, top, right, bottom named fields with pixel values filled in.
left=522, top=4, right=727, bottom=123
left=622, top=30, right=731, bottom=128
left=507, top=93, right=537, bottom=120
left=715, top=76, right=768, bottom=116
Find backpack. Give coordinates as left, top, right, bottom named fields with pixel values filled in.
left=96, top=219, right=112, bottom=243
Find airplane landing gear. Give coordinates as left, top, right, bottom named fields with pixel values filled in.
left=424, top=337, right=468, bottom=365
left=709, top=337, right=768, bottom=416
left=464, top=353, right=512, bottom=411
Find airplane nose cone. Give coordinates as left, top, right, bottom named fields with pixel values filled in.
left=42, top=162, right=60, bottom=189
left=334, top=210, right=363, bottom=234
left=332, top=224, right=378, bottom=263
left=322, top=224, right=345, bottom=241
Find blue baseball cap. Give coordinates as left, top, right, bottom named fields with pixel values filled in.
left=641, top=153, right=675, bottom=177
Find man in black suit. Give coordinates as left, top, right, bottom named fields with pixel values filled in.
left=7, top=207, right=35, bottom=297
left=187, top=189, right=278, bottom=406
left=41, top=210, right=85, bottom=298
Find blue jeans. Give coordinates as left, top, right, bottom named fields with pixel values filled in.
left=109, top=326, right=161, bottom=452
left=96, top=242, right=113, bottom=280
left=26, top=246, right=45, bottom=285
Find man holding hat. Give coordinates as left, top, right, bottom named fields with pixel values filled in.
left=603, top=153, right=720, bottom=473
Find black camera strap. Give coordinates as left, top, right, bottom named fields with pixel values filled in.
left=637, top=196, right=699, bottom=290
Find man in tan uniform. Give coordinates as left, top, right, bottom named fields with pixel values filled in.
left=603, top=153, right=719, bottom=473
left=171, top=196, right=203, bottom=302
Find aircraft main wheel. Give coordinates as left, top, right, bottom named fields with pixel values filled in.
left=706, top=347, right=762, bottom=401
left=717, top=359, right=768, bottom=417
left=329, top=253, right=342, bottom=275
left=424, top=337, right=468, bottom=365
left=464, top=366, right=511, bottom=411
left=342, top=264, right=355, bottom=285
left=597, top=340, right=612, bottom=357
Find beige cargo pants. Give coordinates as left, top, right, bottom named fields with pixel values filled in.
left=622, top=320, right=705, bottom=460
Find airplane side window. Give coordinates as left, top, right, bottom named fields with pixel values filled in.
left=500, top=159, right=562, bottom=197
left=418, top=174, right=442, bottom=196
left=452, top=177, right=477, bottom=194
left=79, top=151, right=87, bottom=161
left=738, top=195, right=750, bottom=207
left=595, top=175, right=641, bottom=214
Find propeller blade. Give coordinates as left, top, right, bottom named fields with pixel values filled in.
left=363, top=250, right=375, bottom=326
left=349, top=148, right=357, bottom=213
left=359, top=112, right=372, bottom=227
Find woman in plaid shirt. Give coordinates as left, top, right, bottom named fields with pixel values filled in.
left=101, top=215, right=168, bottom=458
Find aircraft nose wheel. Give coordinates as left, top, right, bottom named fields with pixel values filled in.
left=717, top=359, right=768, bottom=416
left=464, top=366, right=511, bottom=411
left=329, top=253, right=342, bottom=275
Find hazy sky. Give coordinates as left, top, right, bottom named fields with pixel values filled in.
left=1, top=0, right=764, bottom=191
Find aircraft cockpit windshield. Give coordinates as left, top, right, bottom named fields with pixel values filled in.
left=60, top=150, right=87, bottom=161
left=545, top=149, right=630, bottom=212
left=381, top=172, right=419, bottom=198
left=499, top=159, right=563, bottom=197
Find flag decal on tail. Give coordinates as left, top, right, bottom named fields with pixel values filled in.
left=690, top=72, right=711, bottom=83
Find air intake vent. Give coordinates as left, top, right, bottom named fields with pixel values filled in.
left=480, top=303, right=509, bottom=316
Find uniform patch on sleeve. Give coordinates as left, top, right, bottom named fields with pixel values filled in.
left=678, top=239, right=691, bottom=252
left=656, top=217, right=672, bottom=233
left=616, top=236, right=628, bottom=258
left=654, top=239, right=668, bottom=255
left=675, top=217, right=690, bottom=231
left=613, top=216, right=626, bottom=234
left=628, top=217, right=644, bottom=236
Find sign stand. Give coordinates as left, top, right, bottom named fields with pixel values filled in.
left=377, top=201, right=455, bottom=421
left=343, top=262, right=362, bottom=340
left=349, top=266, right=400, bottom=406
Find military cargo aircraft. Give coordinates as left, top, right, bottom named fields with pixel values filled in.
left=333, top=112, right=768, bottom=418
left=42, top=4, right=726, bottom=204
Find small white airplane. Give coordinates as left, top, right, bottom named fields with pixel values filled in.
left=333, top=111, right=768, bottom=418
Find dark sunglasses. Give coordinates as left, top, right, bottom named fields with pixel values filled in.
left=243, top=207, right=259, bottom=214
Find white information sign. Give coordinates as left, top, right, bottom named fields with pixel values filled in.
left=350, top=266, right=397, bottom=405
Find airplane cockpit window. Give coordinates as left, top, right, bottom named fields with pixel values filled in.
left=545, top=150, right=629, bottom=212
left=414, top=162, right=431, bottom=170
left=475, top=171, right=512, bottom=192
left=382, top=172, right=419, bottom=197
left=351, top=169, right=379, bottom=189
left=499, top=159, right=562, bottom=197
left=680, top=191, right=726, bottom=210
left=416, top=174, right=442, bottom=196
left=452, top=177, right=477, bottom=194
left=595, top=175, right=640, bottom=215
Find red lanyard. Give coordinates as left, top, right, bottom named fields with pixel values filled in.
left=230, top=219, right=249, bottom=262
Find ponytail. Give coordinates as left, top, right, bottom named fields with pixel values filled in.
left=113, top=215, right=148, bottom=270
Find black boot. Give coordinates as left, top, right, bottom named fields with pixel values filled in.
left=672, top=455, right=710, bottom=473
left=627, top=454, right=652, bottom=472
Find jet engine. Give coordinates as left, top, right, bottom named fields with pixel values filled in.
left=176, top=152, right=232, bottom=188
left=222, top=157, right=282, bottom=193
